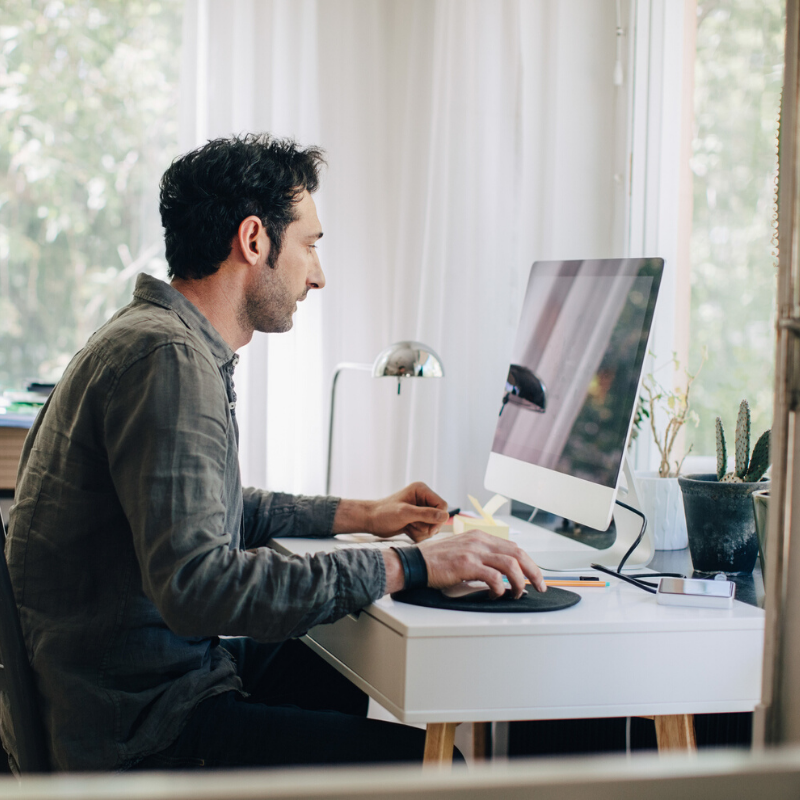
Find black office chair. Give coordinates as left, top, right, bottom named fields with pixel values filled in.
left=0, top=507, right=50, bottom=773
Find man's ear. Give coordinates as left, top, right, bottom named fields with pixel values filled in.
left=236, top=216, right=270, bottom=266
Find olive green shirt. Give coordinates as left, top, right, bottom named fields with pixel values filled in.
left=1, top=274, right=386, bottom=771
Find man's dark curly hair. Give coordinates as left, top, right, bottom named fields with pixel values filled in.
left=159, top=133, right=326, bottom=280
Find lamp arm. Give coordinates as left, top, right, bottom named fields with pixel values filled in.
left=326, top=362, right=372, bottom=495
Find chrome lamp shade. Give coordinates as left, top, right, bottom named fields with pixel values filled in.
left=371, top=341, right=445, bottom=381
left=326, top=341, right=444, bottom=494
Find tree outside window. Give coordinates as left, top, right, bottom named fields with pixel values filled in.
left=0, top=0, right=183, bottom=391
left=688, top=0, right=784, bottom=455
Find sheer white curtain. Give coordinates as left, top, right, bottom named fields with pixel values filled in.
left=180, top=0, right=631, bottom=507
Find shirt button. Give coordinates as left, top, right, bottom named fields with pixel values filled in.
left=229, top=401, right=237, bottom=411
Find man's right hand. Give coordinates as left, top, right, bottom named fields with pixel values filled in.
left=383, top=530, right=546, bottom=599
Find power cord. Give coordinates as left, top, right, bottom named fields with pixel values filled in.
left=591, top=499, right=685, bottom=593
left=592, top=562, right=658, bottom=593
left=614, top=500, right=647, bottom=572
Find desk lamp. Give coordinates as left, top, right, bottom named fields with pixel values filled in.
left=325, top=341, right=444, bottom=494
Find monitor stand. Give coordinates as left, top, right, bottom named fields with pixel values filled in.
left=499, top=457, right=655, bottom=572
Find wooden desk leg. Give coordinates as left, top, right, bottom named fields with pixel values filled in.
left=472, top=722, right=490, bottom=761
left=654, top=714, right=697, bottom=751
left=423, top=722, right=458, bottom=766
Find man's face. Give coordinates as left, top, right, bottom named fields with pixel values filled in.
left=242, top=190, right=325, bottom=333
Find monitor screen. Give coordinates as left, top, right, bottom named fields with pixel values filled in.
left=485, top=258, right=663, bottom=530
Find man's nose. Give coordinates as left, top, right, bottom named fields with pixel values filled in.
left=308, top=255, right=326, bottom=289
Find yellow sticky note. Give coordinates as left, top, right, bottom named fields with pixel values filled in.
left=453, top=516, right=510, bottom=539
left=454, top=494, right=509, bottom=539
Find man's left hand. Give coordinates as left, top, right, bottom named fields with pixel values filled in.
left=332, top=482, right=449, bottom=542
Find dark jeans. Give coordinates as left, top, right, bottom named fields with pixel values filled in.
left=133, top=637, right=435, bottom=769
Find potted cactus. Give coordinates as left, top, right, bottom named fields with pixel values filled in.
left=678, top=400, right=771, bottom=574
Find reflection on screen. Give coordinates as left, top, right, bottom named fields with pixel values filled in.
left=491, top=259, right=662, bottom=489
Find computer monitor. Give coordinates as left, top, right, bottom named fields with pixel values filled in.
left=485, top=258, right=663, bottom=536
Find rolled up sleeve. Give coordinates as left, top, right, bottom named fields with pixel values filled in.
left=242, top=488, right=339, bottom=547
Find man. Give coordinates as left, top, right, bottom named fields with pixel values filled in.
left=1, top=134, right=544, bottom=772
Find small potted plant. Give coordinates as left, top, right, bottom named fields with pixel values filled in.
left=632, top=353, right=703, bottom=550
left=678, top=400, right=770, bottom=574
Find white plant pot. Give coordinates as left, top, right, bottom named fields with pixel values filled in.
left=634, top=472, right=688, bottom=550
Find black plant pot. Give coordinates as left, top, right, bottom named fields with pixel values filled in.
left=677, top=474, right=768, bottom=575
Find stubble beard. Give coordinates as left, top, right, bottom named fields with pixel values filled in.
left=240, top=263, right=296, bottom=334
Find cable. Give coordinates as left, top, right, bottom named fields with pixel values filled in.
left=614, top=499, right=646, bottom=572
left=611, top=502, right=683, bottom=578
left=589, top=500, right=686, bottom=594
left=629, top=572, right=684, bottom=579
left=591, top=562, right=657, bottom=593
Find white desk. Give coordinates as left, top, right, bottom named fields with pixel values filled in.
left=273, top=520, right=764, bottom=762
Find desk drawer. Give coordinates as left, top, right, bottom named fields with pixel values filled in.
left=399, top=627, right=764, bottom=722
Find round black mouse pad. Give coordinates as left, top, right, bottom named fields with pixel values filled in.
left=391, top=586, right=581, bottom=613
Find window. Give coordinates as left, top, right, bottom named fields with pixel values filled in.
left=0, top=0, right=183, bottom=392
left=688, top=0, right=784, bottom=454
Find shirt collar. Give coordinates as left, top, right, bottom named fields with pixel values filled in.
left=132, top=273, right=237, bottom=369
